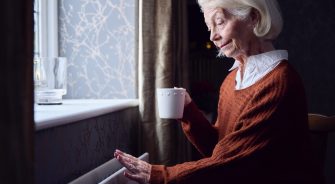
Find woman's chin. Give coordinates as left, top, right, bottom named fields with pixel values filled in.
left=222, top=50, right=234, bottom=58
left=217, top=46, right=232, bottom=56
left=217, top=47, right=238, bottom=58
left=217, top=49, right=231, bottom=58
left=224, top=47, right=241, bottom=59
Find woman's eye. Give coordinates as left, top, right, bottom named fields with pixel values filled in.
left=217, top=19, right=224, bottom=25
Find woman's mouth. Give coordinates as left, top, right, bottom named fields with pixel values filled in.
left=220, top=40, right=232, bottom=49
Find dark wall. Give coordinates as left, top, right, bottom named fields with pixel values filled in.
left=277, top=2, right=335, bottom=183
left=276, top=0, right=335, bottom=115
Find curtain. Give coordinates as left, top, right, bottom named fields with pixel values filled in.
left=138, top=0, right=191, bottom=165
left=0, top=0, right=34, bottom=183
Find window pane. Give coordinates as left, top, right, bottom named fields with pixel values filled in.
left=59, top=0, right=137, bottom=99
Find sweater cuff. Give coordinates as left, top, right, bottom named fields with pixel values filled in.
left=149, top=165, right=166, bottom=184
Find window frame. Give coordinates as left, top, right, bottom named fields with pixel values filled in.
left=35, top=0, right=58, bottom=57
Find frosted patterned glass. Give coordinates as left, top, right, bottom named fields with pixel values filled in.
left=59, top=0, right=136, bottom=99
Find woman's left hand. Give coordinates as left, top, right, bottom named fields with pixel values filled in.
left=114, top=149, right=152, bottom=184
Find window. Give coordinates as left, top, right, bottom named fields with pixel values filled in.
left=34, top=0, right=137, bottom=99
left=58, top=0, right=137, bottom=98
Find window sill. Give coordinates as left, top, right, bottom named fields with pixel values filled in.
left=34, top=99, right=139, bottom=131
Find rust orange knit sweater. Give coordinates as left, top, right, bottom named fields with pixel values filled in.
left=149, top=61, right=323, bottom=184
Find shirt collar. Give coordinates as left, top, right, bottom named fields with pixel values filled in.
left=228, top=50, right=288, bottom=71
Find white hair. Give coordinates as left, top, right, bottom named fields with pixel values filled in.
left=198, top=0, right=283, bottom=40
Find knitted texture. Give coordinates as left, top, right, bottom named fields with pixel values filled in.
left=149, top=61, right=323, bottom=184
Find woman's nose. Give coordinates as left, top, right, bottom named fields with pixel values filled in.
left=210, top=29, right=220, bottom=42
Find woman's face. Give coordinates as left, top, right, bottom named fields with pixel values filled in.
left=203, top=8, right=258, bottom=60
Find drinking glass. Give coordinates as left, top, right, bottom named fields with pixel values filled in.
left=34, top=57, right=67, bottom=104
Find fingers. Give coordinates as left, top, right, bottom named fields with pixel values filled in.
left=115, top=150, right=138, bottom=167
left=115, top=149, right=137, bottom=161
left=114, top=150, right=151, bottom=184
left=115, top=154, right=138, bottom=173
left=114, top=150, right=148, bottom=173
left=173, top=87, right=192, bottom=106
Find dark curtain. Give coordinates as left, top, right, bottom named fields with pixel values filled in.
left=138, top=0, right=191, bottom=165
left=0, top=0, right=34, bottom=183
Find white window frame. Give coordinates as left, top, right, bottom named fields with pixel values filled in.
left=37, top=0, right=58, bottom=57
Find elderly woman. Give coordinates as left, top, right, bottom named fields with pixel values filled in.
left=114, top=0, right=323, bottom=183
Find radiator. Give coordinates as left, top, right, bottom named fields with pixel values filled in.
left=70, top=153, right=149, bottom=184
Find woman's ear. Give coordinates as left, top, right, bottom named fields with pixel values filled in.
left=250, top=8, right=260, bottom=27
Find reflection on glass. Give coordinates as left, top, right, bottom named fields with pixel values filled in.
left=34, top=57, right=47, bottom=90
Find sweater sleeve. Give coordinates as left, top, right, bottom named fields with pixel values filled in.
left=149, top=71, right=294, bottom=184
left=180, top=101, right=219, bottom=157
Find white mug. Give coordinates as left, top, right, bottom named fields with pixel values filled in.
left=156, top=88, right=186, bottom=119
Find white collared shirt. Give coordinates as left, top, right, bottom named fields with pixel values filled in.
left=229, top=50, right=288, bottom=90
